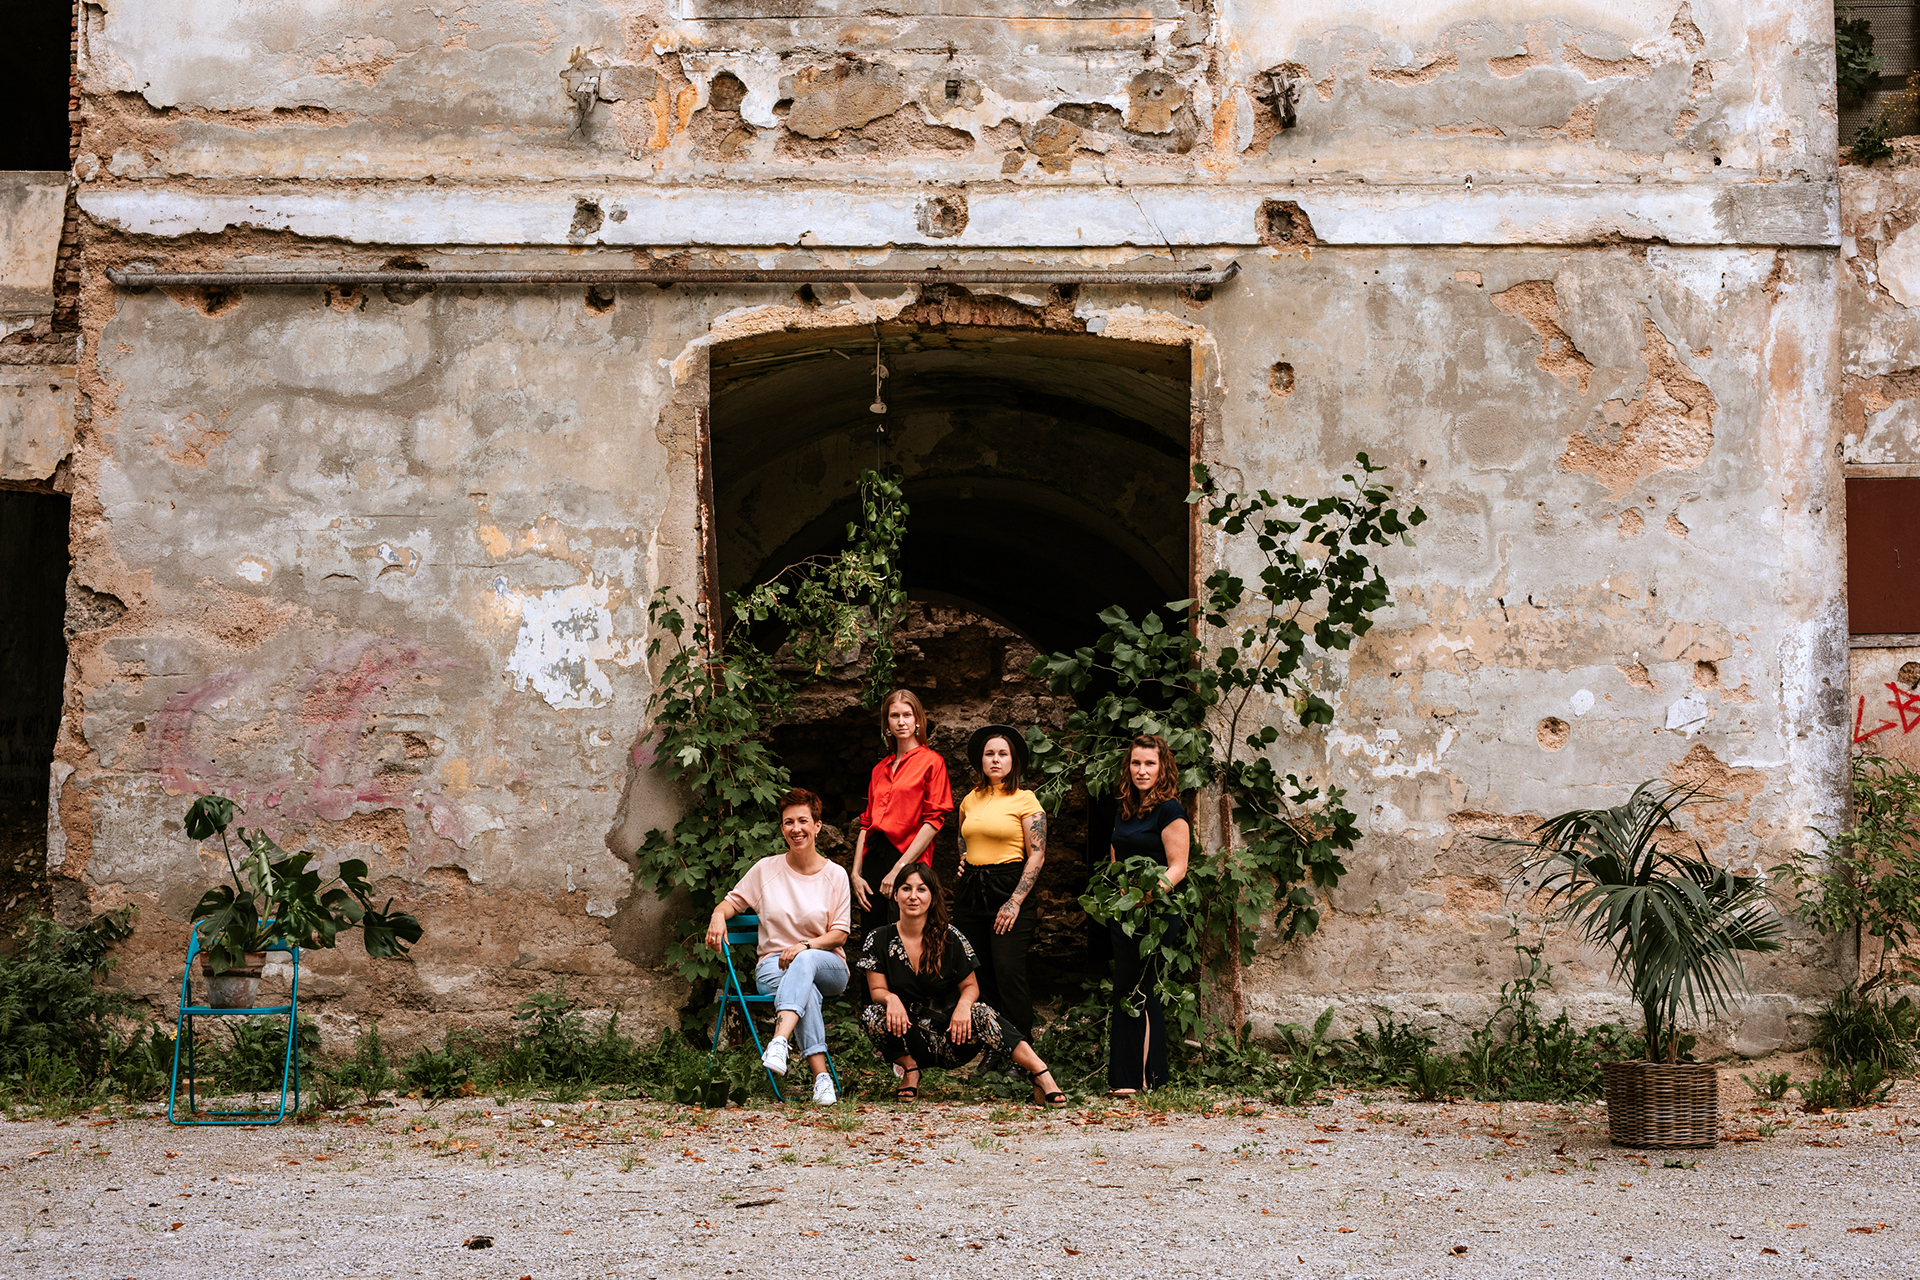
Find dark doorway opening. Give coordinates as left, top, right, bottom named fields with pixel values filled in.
left=708, top=306, right=1192, bottom=1001
left=1, top=490, right=70, bottom=931
left=0, top=1, right=73, bottom=171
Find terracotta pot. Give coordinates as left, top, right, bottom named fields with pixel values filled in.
left=200, top=952, right=268, bottom=1008
left=1602, top=1060, right=1719, bottom=1149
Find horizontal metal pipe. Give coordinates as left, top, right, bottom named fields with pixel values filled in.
left=106, top=261, right=1240, bottom=289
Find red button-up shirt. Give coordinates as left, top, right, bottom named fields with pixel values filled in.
left=857, top=743, right=953, bottom=862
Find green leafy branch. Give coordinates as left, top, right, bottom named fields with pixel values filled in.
left=1030, top=455, right=1425, bottom=1034
left=633, top=470, right=910, bottom=983
left=1773, top=755, right=1920, bottom=992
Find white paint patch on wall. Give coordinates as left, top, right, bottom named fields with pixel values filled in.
left=1666, top=692, right=1710, bottom=735
left=1877, top=222, right=1920, bottom=310
left=1327, top=726, right=1457, bottom=778
left=503, top=578, right=641, bottom=710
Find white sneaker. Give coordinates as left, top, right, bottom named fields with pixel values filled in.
left=761, top=1036, right=790, bottom=1076
left=812, top=1072, right=837, bottom=1106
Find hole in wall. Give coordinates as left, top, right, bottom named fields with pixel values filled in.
left=1270, top=361, right=1295, bottom=396
left=569, top=198, right=605, bottom=240
left=584, top=285, right=617, bottom=315
left=1536, top=717, right=1570, bottom=751
left=1257, top=199, right=1316, bottom=249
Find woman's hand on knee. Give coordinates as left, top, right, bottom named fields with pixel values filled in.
left=885, top=995, right=909, bottom=1037
left=777, top=943, right=806, bottom=969
left=948, top=1006, right=973, bottom=1044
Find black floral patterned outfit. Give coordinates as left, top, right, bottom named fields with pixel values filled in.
left=856, top=923, right=1024, bottom=1070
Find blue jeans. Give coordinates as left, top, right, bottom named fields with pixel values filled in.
left=754, top=949, right=848, bottom=1060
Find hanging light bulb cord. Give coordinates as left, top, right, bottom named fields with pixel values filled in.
left=870, top=333, right=890, bottom=468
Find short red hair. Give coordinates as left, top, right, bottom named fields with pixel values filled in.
left=778, top=787, right=823, bottom=821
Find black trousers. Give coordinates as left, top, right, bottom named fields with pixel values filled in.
left=952, top=861, right=1038, bottom=1042
left=1108, top=909, right=1184, bottom=1092
left=858, top=832, right=912, bottom=932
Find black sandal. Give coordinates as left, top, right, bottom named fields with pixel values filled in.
left=895, top=1066, right=921, bottom=1101
left=1029, top=1067, right=1068, bottom=1108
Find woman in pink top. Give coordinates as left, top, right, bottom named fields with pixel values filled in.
left=706, top=787, right=852, bottom=1106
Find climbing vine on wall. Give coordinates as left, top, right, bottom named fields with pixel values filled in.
left=632, top=470, right=910, bottom=981
left=1029, top=456, right=1425, bottom=1032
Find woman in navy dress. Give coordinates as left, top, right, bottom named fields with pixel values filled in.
left=1105, top=733, right=1190, bottom=1095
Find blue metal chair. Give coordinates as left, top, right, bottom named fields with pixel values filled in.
left=168, top=923, right=300, bottom=1126
left=708, top=913, right=839, bottom=1102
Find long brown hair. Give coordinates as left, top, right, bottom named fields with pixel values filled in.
left=895, top=862, right=951, bottom=977
left=879, top=689, right=929, bottom=749
left=1117, top=733, right=1179, bottom=821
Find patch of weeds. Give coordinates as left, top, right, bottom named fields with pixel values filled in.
left=1409, top=1052, right=1456, bottom=1103
left=1273, top=1008, right=1337, bottom=1105
left=1739, top=1071, right=1793, bottom=1102
left=1795, top=1069, right=1849, bottom=1112
left=340, top=1020, right=398, bottom=1103
left=1810, top=986, right=1917, bottom=1070
left=1459, top=926, right=1638, bottom=1103
left=1338, top=1014, right=1435, bottom=1088
left=221, top=1015, right=318, bottom=1096
left=0, top=909, right=139, bottom=1107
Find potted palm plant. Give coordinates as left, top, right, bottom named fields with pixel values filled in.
left=186, top=794, right=424, bottom=1007
left=1494, top=782, right=1783, bottom=1148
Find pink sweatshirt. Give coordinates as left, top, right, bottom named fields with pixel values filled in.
left=723, top=854, right=852, bottom=959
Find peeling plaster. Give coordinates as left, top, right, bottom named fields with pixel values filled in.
left=503, top=578, right=640, bottom=711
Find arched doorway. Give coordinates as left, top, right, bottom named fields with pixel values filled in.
left=707, top=294, right=1193, bottom=996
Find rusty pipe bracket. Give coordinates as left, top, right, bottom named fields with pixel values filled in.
left=106, top=261, right=1242, bottom=293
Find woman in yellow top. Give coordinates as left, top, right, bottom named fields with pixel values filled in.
left=952, top=723, right=1046, bottom=1043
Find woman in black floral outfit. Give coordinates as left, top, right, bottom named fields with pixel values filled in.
left=858, top=863, right=1067, bottom=1107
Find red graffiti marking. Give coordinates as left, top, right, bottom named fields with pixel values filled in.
left=1854, top=681, right=1920, bottom=745
left=152, top=670, right=254, bottom=792
left=1889, top=681, right=1920, bottom=734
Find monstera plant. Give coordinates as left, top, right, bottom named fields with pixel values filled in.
left=186, top=794, right=422, bottom=1004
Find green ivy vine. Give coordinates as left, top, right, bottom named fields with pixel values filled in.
left=1032, top=456, right=1426, bottom=1034
left=632, top=470, right=910, bottom=981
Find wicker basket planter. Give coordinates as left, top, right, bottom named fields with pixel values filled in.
left=1602, top=1061, right=1719, bottom=1148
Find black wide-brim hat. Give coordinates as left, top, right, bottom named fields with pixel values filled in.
left=966, top=723, right=1029, bottom=778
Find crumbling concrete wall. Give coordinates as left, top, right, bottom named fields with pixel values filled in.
left=55, top=0, right=1857, bottom=1054
left=1839, top=160, right=1920, bottom=800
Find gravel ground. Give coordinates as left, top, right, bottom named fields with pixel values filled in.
left=6, top=1071, right=1919, bottom=1279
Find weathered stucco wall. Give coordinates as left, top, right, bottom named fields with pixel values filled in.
left=1839, top=162, right=1920, bottom=816
left=50, top=0, right=1859, bottom=1053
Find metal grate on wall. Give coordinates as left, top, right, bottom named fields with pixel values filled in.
left=1841, top=2, right=1919, bottom=142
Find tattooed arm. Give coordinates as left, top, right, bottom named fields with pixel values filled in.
left=993, top=811, right=1047, bottom=935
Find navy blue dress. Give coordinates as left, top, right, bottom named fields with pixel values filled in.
left=1107, top=797, right=1187, bottom=1091
left=1110, top=798, right=1186, bottom=866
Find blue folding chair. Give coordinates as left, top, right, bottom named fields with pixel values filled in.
left=708, top=913, right=839, bottom=1101
left=168, top=923, right=300, bottom=1126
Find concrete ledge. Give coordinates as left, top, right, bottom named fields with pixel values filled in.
left=80, top=180, right=1838, bottom=249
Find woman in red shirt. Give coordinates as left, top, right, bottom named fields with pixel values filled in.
left=851, top=689, right=953, bottom=913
